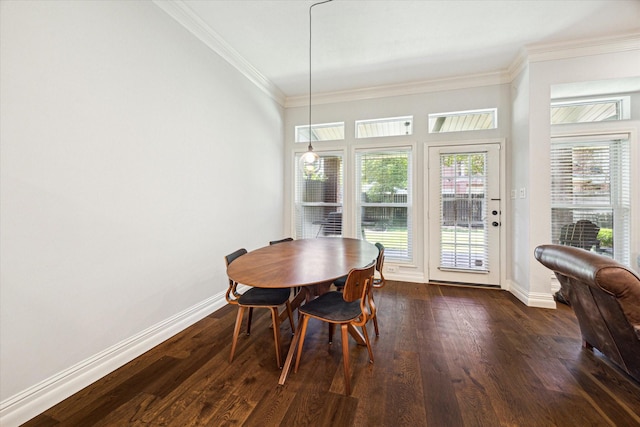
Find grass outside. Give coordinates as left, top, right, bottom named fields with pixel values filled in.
left=364, top=226, right=487, bottom=254
left=363, top=229, right=407, bottom=251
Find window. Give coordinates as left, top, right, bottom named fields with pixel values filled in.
left=438, top=152, right=490, bottom=272
left=294, top=152, right=343, bottom=238
left=428, top=108, right=497, bottom=133
left=551, top=97, right=628, bottom=124
left=551, top=135, right=631, bottom=265
left=356, top=148, right=412, bottom=262
left=355, top=116, right=413, bottom=138
left=295, top=122, right=344, bottom=143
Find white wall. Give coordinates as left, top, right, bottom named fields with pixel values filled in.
left=0, top=0, right=283, bottom=421
left=509, top=67, right=533, bottom=303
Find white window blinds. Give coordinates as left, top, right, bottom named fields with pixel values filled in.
left=294, top=153, right=343, bottom=239
left=551, top=136, right=631, bottom=265
left=438, top=152, right=489, bottom=272
left=356, top=148, right=412, bottom=262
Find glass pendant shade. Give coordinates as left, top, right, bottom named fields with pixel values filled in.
left=300, top=147, right=320, bottom=175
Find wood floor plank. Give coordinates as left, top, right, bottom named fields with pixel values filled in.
left=21, top=280, right=640, bottom=427
left=413, top=295, right=465, bottom=426
left=241, top=387, right=297, bottom=426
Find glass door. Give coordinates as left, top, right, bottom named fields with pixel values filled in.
left=428, top=144, right=501, bottom=286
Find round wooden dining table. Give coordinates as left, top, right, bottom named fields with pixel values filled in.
left=225, top=237, right=379, bottom=385
left=226, top=237, right=379, bottom=289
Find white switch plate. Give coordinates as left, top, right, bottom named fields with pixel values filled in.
left=519, top=187, right=526, bottom=198
left=511, top=189, right=517, bottom=199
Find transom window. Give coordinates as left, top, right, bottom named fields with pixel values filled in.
left=295, top=122, right=345, bottom=143
left=355, top=116, right=413, bottom=138
left=551, top=97, right=628, bottom=124
left=428, top=108, right=497, bottom=133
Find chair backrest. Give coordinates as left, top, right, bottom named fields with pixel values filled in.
left=559, top=220, right=600, bottom=250
left=323, top=212, right=342, bottom=235
left=270, top=237, right=294, bottom=245
left=224, top=248, right=247, bottom=303
left=342, top=263, right=375, bottom=303
left=225, top=248, right=247, bottom=267
left=373, top=242, right=386, bottom=288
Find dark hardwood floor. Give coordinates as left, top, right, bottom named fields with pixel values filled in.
left=23, top=281, right=640, bottom=426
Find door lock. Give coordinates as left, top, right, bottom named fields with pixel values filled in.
left=492, top=221, right=501, bottom=227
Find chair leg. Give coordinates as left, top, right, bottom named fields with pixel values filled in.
left=370, top=293, right=379, bottom=336
left=294, top=316, right=311, bottom=373
left=270, top=307, right=283, bottom=369
left=372, top=314, right=380, bottom=337
left=341, top=324, right=351, bottom=395
left=328, top=323, right=335, bottom=344
left=285, top=300, right=295, bottom=334
left=361, top=322, right=374, bottom=364
left=230, top=306, right=245, bottom=363
left=246, top=307, right=254, bottom=335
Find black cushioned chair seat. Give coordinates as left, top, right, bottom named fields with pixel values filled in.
left=238, top=287, right=291, bottom=306
left=300, top=291, right=362, bottom=322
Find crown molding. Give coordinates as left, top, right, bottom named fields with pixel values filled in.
left=152, top=0, right=286, bottom=106
left=508, top=31, right=640, bottom=81
left=151, top=1, right=638, bottom=109
left=526, top=31, right=640, bottom=63
left=284, top=71, right=511, bottom=108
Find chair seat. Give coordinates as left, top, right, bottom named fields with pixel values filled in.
left=300, top=291, right=362, bottom=322
left=238, top=287, right=291, bottom=306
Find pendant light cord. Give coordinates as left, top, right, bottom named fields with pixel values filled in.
left=308, top=0, right=333, bottom=151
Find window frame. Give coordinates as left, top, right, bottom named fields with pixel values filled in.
left=293, top=150, right=345, bottom=239
left=354, top=145, right=414, bottom=263
left=550, top=96, right=630, bottom=125
left=550, top=133, right=632, bottom=266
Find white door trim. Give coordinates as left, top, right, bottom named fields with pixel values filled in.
left=423, top=138, right=507, bottom=288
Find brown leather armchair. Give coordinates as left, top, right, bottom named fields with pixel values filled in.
left=534, top=244, right=640, bottom=383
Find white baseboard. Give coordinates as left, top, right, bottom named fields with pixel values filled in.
left=507, top=279, right=557, bottom=309
left=0, top=292, right=228, bottom=427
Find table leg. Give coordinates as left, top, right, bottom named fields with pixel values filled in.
left=278, top=281, right=333, bottom=385
left=278, top=321, right=301, bottom=385
left=279, top=290, right=306, bottom=324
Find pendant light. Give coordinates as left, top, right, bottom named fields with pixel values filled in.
left=300, top=0, right=333, bottom=176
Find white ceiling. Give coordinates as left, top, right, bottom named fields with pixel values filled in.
left=180, top=0, right=640, bottom=98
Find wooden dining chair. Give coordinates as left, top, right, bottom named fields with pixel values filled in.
left=294, top=263, right=376, bottom=395
left=225, top=248, right=295, bottom=369
left=334, top=242, right=385, bottom=336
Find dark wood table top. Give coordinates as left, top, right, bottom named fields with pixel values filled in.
left=226, top=238, right=379, bottom=288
